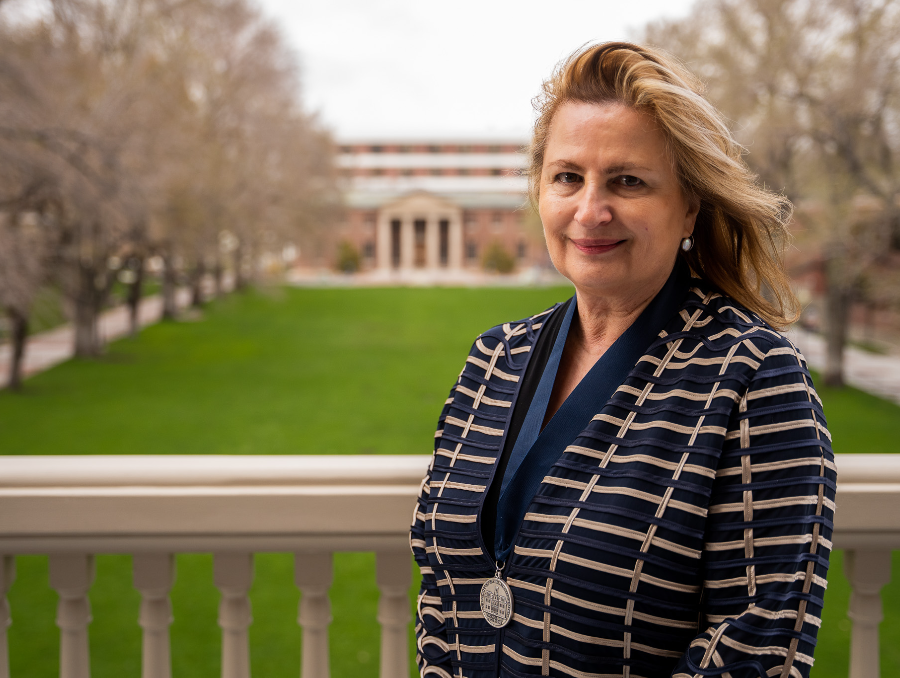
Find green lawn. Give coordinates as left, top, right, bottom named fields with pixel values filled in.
left=2, top=286, right=900, bottom=677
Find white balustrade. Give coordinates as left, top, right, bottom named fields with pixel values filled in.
left=846, top=549, right=892, bottom=678
left=133, top=553, right=175, bottom=678
left=376, top=550, right=412, bottom=678
left=49, top=554, right=94, bottom=678
left=0, top=453, right=897, bottom=677
left=0, top=555, right=14, bottom=678
left=296, top=552, right=333, bottom=678
left=214, top=553, right=254, bottom=678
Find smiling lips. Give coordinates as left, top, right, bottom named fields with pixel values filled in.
left=570, top=238, right=626, bottom=254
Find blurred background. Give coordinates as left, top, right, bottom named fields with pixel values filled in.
left=1, top=0, right=899, bottom=676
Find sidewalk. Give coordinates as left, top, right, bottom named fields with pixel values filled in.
left=0, top=289, right=191, bottom=388
left=786, top=327, right=900, bottom=405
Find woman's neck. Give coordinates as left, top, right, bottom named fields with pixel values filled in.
left=572, top=278, right=666, bottom=360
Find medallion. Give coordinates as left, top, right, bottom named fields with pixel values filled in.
left=480, top=573, right=514, bottom=628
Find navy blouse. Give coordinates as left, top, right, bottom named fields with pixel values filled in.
left=410, top=277, right=835, bottom=678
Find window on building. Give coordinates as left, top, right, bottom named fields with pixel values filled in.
left=428, top=145, right=441, bottom=153
left=491, top=168, right=502, bottom=176
left=372, top=168, right=384, bottom=176
left=430, top=168, right=442, bottom=176
left=401, top=168, right=413, bottom=177
left=400, top=145, right=412, bottom=153
left=340, top=145, right=353, bottom=154
left=364, top=212, right=376, bottom=231
left=371, top=145, right=383, bottom=153
left=466, top=242, right=478, bottom=261
left=391, top=219, right=401, bottom=268
left=459, top=145, right=472, bottom=153
left=439, top=219, right=450, bottom=267
left=488, top=145, right=501, bottom=153
left=492, top=212, right=503, bottom=232
left=363, top=241, right=375, bottom=260
left=517, top=241, right=527, bottom=259
left=459, top=167, right=470, bottom=176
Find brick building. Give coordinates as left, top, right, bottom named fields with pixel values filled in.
left=298, top=139, right=551, bottom=279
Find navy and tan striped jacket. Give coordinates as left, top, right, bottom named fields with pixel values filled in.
left=410, top=281, right=835, bottom=678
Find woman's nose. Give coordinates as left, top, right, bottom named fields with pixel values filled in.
left=574, top=187, right=613, bottom=228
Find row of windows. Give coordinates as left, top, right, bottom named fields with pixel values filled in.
left=345, top=167, right=518, bottom=178
left=352, top=211, right=519, bottom=229
left=340, top=143, right=521, bottom=155
left=356, top=240, right=529, bottom=261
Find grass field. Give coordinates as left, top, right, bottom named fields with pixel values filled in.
left=2, top=286, right=900, bottom=677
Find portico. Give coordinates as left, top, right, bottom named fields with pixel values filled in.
left=375, top=192, right=463, bottom=273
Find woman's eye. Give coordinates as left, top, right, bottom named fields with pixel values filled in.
left=555, top=172, right=582, bottom=184
left=616, top=175, right=643, bottom=187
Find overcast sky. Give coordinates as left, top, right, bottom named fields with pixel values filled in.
left=256, top=0, right=698, bottom=140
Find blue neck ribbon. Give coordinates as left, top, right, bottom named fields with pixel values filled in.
left=493, top=265, right=689, bottom=564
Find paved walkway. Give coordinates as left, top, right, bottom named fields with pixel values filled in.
left=786, top=328, right=900, bottom=405
left=0, top=289, right=191, bottom=388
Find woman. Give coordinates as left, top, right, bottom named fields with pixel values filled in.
left=411, top=42, right=835, bottom=678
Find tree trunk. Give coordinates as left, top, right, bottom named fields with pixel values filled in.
left=823, top=266, right=853, bottom=388
left=73, top=262, right=100, bottom=357
left=127, top=257, right=145, bottom=337
left=162, top=253, right=178, bottom=320
left=233, top=246, right=246, bottom=291
left=6, top=308, right=29, bottom=391
left=191, top=259, right=206, bottom=308
left=214, top=259, right=224, bottom=297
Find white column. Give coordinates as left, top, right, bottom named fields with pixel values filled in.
left=425, top=217, right=439, bottom=271
left=214, top=553, right=253, bottom=678
left=376, top=214, right=391, bottom=271
left=376, top=550, right=411, bottom=678
left=449, top=217, right=463, bottom=270
left=295, top=553, right=332, bottom=678
left=846, top=549, right=892, bottom=678
left=400, top=218, right=414, bottom=271
left=49, top=554, right=95, bottom=678
left=133, top=554, right=175, bottom=678
left=0, top=556, right=14, bottom=678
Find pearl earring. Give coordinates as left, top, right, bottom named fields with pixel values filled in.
left=681, top=236, right=694, bottom=252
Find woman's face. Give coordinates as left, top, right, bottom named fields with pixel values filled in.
left=539, top=101, right=698, bottom=305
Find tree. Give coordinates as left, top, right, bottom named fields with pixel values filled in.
left=0, top=0, right=338, bottom=377
left=643, top=0, right=900, bottom=386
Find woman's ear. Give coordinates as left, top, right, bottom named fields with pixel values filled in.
left=684, top=194, right=700, bottom=236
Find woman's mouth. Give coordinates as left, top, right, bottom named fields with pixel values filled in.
left=570, top=238, right=625, bottom=254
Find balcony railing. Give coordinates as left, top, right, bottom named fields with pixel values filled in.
left=0, top=453, right=897, bottom=678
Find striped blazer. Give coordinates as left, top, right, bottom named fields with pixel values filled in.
left=410, top=281, right=835, bottom=678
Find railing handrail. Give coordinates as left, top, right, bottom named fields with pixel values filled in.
left=1, top=453, right=899, bottom=552
left=4, top=451, right=899, bottom=485
left=0, top=454, right=430, bottom=487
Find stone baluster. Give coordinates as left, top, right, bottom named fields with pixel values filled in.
left=376, top=550, right=411, bottom=678
left=846, top=549, right=892, bottom=678
left=295, top=552, right=333, bottom=678
left=49, top=554, right=95, bottom=678
left=133, top=554, right=175, bottom=678
left=214, top=553, right=254, bottom=678
left=0, top=556, right=15, bottom=678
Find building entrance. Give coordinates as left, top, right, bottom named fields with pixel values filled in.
left=414, top=220, right=427, bottom=268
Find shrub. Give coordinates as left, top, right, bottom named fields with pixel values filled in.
left=482, top=241, right=515, bottom=274
left=336, top=241, right=361, bottom=273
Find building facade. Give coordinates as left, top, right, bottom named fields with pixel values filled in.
left=299, top=139, right=551, bottom=280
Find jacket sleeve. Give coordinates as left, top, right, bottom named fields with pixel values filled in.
left=410, top=387, right=455, bottom=678
left=671, top=341, right=837, bottom=678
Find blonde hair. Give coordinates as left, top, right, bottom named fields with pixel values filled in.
left=529, top=42, right=798, bottom=329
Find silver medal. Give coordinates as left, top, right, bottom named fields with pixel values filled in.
left=480, top=565, right=514, bottom=628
